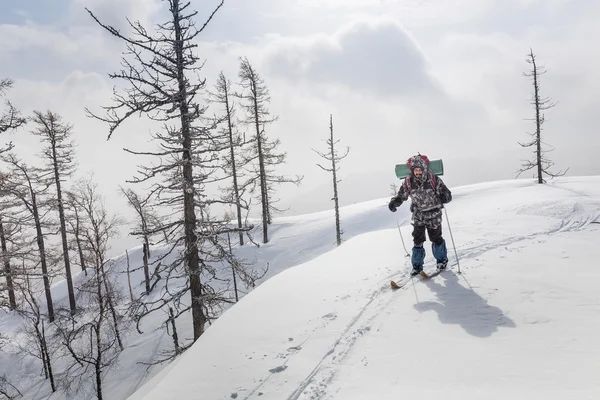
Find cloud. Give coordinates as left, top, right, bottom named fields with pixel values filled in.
left=69, top=0, right=163, bottom=30
left=262, top=17, right=441, bottom=99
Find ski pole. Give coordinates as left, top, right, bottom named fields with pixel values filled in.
left=395, top=214, right=410, bottom=258
left=443, top=207, right=461, bottom=274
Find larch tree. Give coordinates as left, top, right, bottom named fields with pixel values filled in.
left=0, top=173, right=19, bottom=310
left=209, top=71, right=252, bottom=246
left=85, top=0, right=252, bottom=342
left=0, top=78, right=26, bottom=150
left=30, top=110, right=78, bottom=315
left=16, top=275, right=56, bottom=393
left=312, top=114, right=350, bottom=246
left=517, top=48, right=568, bottom=183
left=55, top=176, right=124, bottom=400
left=64, top=191, right=89, bottom=277
left=119, top=187, right=154, bottom=294
left=1, top=153, right=56, bottom=322
left=236, top=57, right=303, bottom=243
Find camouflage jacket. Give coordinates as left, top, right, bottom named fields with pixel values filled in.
left=392, top=173, right=452, bottom=226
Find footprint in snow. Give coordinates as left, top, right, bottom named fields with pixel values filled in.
left=322, top=312, right=337, bottom=320
left=269, top=365, right=287, bottom=373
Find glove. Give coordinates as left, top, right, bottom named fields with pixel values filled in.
left=440, top=191, right=452, bottom=204
left=388, top=197, right=401, bottom=212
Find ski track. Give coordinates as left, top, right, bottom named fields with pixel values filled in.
left=233, top=183, right=599, bottom=400
left=287, top=270, right=413, bottom=400
left=279, top=197, right=599, bottom=400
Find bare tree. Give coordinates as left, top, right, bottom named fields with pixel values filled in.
left=64, top=191, right=88, bottom=276
left=119, top=187, right=155, bottom=293
left=55, top=177, right=124, bottom=400
left=0, top=78, right=26, bottom=155
left=0, top=218, right=17, bottom=310
left=15, top=275, right=56, bottom=393
left=517, top=48, right=568, bottom=183
left=84, top=0, right=250, bottom=342
left=1, top=153, right=56, bottom=322
left=30, top=110, right=78, bottom=314
left=209, top=71, right=252, bottom=246
left=0, top=174, right=19, bottom=310
left=236, top=57, right=303, bottom=243
left=312, top=114, right=350, bottom=246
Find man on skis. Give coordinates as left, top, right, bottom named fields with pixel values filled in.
left=388, top=154, right=453, bottom=276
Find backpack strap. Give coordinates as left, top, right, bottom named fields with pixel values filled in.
left=429, top=171, right=437, bottom=191
left=404, top=173, right=437, bottom=192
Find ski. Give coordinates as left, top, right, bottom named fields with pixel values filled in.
left=420, top=269, right=443, bottom=279
left=391, top=268, right=446, bottom=289
left=390, top=280, right=404, bottom=289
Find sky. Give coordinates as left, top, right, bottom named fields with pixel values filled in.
left=1, top=0, right=599, bottom=257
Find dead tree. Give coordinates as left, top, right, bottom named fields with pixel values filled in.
left=209, top=71, right=252, bottom=246
left=0, top=174, right=18, bottom=310
left=16, top=275, right=56, bottom=393
left=0, top=218, right=16, bottom=309
left=236, top=57, right=303, bottom=243
left=312, top=114, right=350, bottom=246
left=2, top=153, right=55, bottom=322
left=0, top=78, right=26, bottom=155
left=85, top=0, right=248, bottom=342
left=517, top=48, right=568, bottom=183
left=0, top=175, right=29, bottom=312
left=64, top=191, right=88, bottom=276
left=119, top=187, right=155, bottom=293
left=76, top=178, right=125, bottom=351
left=30, top=110, right=78, bottom=314
left=55, top=177, right=124, bottom=400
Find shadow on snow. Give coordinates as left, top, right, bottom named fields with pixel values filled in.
left=413, top=272, right=516, bottom=338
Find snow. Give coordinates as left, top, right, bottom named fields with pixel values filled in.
left=126, top=176, right=600, bottom=400
left=2, top=176, right=600, bottom=399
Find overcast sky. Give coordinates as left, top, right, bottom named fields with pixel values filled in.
left=1, top=0, right=599, bottom=256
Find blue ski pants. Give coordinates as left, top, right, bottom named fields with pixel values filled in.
left=411, top=224, right=448, bottom=269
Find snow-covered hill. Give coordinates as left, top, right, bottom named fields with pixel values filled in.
left=126, top=176, right=600, bottom=400
left=2, top=176, right=600, bottom=399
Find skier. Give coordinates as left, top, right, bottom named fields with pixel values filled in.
left=388, top=154, right=453, bottom=276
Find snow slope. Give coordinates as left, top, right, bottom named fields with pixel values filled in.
left=127, top=176, right=600, bottom=400
left=0, top=172, right=412, bottom=400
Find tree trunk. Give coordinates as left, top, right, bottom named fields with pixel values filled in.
left=52, top=146, right=76, bottom=313
left=142, top=240, right=150, bottom=293
left=228, top=233, right=239, bottom=302
left=224, top=86, right=244, bottom=246
left=94, top=327, right=103, bottom=400
left=73, top=207, right=87, bottom=275
left=32, top=193, right=54, bottom=322
left=101, top=265, right=123, bottom=351
left=253, top=102, right=268, bottom=243
left=94, top=257, right=105, bottom=400
left=41, top=320, right=56, bottom=392
left=126, top=250, right=134, bottom=302
left=173, top=0, right=206, bottom=340
left=532, top=55, right=543, bottom=184
left=169, top=307, right=180, bottom=354
left=329, top=115, right=342, bottom=246
left=0, top=220, right=16, bottom=309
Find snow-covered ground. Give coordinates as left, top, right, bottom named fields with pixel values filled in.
left=126, top=176, right=600, bottom=400
left=2, top=176, right=600, bottom=399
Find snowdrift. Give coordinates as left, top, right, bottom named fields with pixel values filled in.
left=125, top=176, right=600, bottom=400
